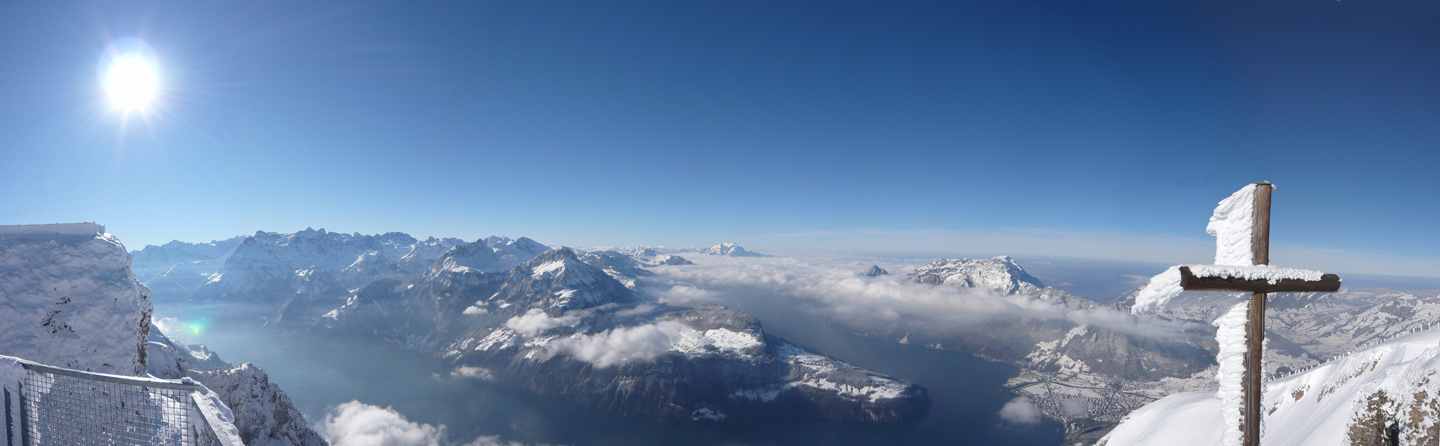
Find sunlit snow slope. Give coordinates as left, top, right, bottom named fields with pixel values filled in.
left=1102, top=327, right=1440, bottom=446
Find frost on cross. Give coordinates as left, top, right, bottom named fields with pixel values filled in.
left=1126, top=183, right=1341, bottom=446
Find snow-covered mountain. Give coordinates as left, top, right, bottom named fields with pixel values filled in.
left=139, top=229, right=931, bottom=424
left=681, top=243, right=765, bottom=257
left=906, top=256, right=1045, bottom=295
left=618, top=247, right=695, bottom=267
left=132, top=235, right=246, bottom=282
left=1102, top=327, right=1440, bottom=446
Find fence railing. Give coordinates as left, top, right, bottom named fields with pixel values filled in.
left=3, top=361, right=242, bottom=446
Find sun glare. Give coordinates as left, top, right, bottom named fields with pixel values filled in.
left=101, top=38, right=161, bottom=113
left=106, top=56, right=158, bottom=111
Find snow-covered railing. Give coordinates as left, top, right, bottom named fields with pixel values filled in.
left=2, top=361, right=241, bottom=446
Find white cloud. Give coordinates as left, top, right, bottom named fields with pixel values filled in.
left=504, top=309, right=579, bottom=336
left=549, top=320, right=691, bottom=368
left=654, top=285, right=718, bottom=305
left=318, top=401, right=557, bottom=446
left=450, top=366, right=494, bottom=380
left=462, top=305, right=488, bottom=315
left=647, top=255, right=1200, bottom=340
left=319, top=401, right=446, bottom=446
left=999, top=397, right=1042, bottom=425
left=613, top=303, right=657, bottom=317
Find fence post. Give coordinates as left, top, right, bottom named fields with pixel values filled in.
left=4, top=388, right=10, bottom=446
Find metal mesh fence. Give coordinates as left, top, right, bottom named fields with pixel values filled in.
left=6, top=363, right=236, bottom=446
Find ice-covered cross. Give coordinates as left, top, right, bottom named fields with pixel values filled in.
left=1131, top=182, right=1341, bottom=446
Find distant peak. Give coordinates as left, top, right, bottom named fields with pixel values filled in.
left=906, top=256, right=1043, bottom=294
left=698, top=242, right=763, bottom=257
left=533, top=247, right=580, bottom=263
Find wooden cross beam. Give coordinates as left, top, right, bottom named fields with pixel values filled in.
left=1180, top=182, right=1342, bottom=446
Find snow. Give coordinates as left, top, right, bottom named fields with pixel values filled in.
left=1101, top=391, right=1226, bottom=446
left=530, top=260, right=566, bottom=277
left=0, top=222, right=105, bottom=236
left=1104, top=328, right=1440, bottom=446
left=669, top=328, right=763, bottom=358
left=779, top=343, right=839, bottom=375
left=192, top=386, right=247, bottom=446
left=1213, top=302, right=1255, bottom=446
left=1131, top=264, right=1327, bottom=313
left=1189, top=264, right=1326, bottom=284
left=475, top=329, right=520, bottom=351
left=1207, top=185, right=1258, bottom=266
left=1, top=355, right=21, bottom=446
left=776, top=343, right=911, bottom=403
left=908, top=256, right=1045, bottom=295
left=0, top=231, right=152, bottom=376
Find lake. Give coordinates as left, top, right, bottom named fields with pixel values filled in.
left=174, top=298, right=1065, bottom=446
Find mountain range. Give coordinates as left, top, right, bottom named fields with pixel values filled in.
left=133, top=231, right=1440, bottom=445
left=133, top=231, right=928, bottom=424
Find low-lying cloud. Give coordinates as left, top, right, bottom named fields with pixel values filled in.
left=319, top=401, right=561, bottom=446
left=319, top=401, right=446, bottom=446
left=549, top=320, right=690, bottom=368
left=504, top=309, right=580, bottom=336
left=646, top=255, right=1201, bottom=340
left=451, top=366, right=495, bottom=381
left=999, top=397, right=1042, bottom=425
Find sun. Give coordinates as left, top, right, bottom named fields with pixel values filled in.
left=106, top=55, right=158, bottom=111
left=100, top=38, right=161, bottom=112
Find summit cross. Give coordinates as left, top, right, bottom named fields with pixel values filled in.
left=1180, top=182, right=1341, bottom=446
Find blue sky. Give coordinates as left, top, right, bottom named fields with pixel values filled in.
left=2, top=1, right=1439, bottom=276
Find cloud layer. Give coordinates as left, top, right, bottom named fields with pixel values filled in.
left=647, top=255, right=1200, bottom=340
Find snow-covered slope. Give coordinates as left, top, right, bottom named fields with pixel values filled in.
left=0, top=229, right=153, bottom=376
left=906, top=256, right=1046, bottom=295
left=1102, top=327, right=1440, bottom=446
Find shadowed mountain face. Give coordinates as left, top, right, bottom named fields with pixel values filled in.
left=137, top=230, right=932, bottom=425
